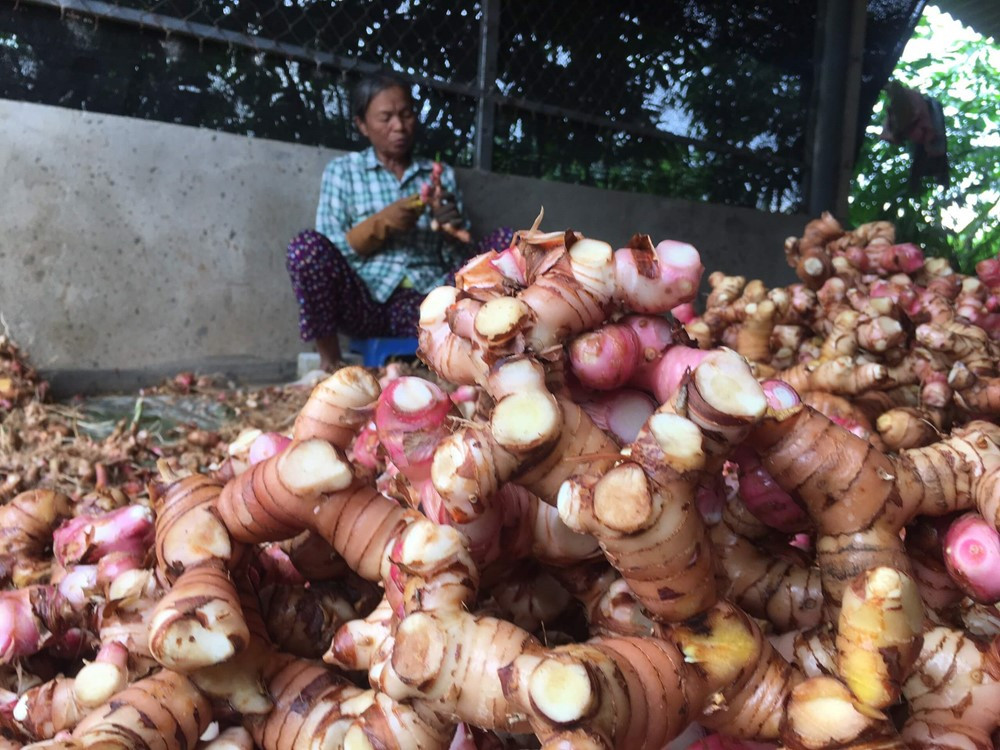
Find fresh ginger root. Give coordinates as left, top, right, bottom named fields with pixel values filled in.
left=373, top=371, right=599, bottom=567
left=694, top=214, right=1000, bottom=440
left=215, top=430, right=420, bottom=587
left=501, top=636, right=705, bottom=749
left=876, top=406, right=941, bottom=450
left=154, top=473, right=243, bottom=584
left=901, top=626, right=1000, bottom=749
left=258, top=579, right=366, bottom=659
left=376, top=609, right=538, bottom=732
left=380, top=242, right=802, bottom=743
left=326, top=596, right=395, bottom=672
left=670, top=600, right=800, bottom=739
left=429, top=357, right=620, bottom=512
left=835, top=567, right=924, bottom=709
left=734, top=298, right=778, bottom=364
left=16, top=216, right=1000, bottom=750
left=0, top=640, right=128, bottom=742
left=942, top=512, right=1000, bottom=604
left=774, top=356, right=895, bottom=396
left=706, top=271, right=747, bottom=310
left=498, top=600, right=797, bottom=748
left=781, top=676, right=904, bottom=750
left=245, top=657, right=371, bottom=750
left=146, top=472, right=255, bottom=673
left=199, top=726, right=255, bottom=749
left=749, top=396, right=983, bottom=610
left=188, top=585, right=275, bottom=717
left=74, top=640, right=130, bottom=709
left=215, top=437, right=355, bottom=543
left=0, top=678, right=85, bottom=741
left=70, top=669, right=213, bottom=748
left=147, top=560, right=249, bottom=672
left=559, top=349, right=766, bottom=622
left=342, top=691, right=457, bottom=750
left=367, top=357, right=799, bottom=746
left=292, top=366, right=381, bottom=449
left=0, top=489, right=72, bottom=587
left=710, top=484, right=822, bottom=632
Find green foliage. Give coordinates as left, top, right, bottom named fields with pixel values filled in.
left=850, top=7, right=1000, bottom=273
left=490, top=2, right=814, bottom=211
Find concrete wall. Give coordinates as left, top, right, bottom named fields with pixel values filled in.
left=1, top=98, right=804, bottom=393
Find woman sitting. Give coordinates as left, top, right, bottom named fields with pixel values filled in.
left=286, top=72, right=512, bottom=369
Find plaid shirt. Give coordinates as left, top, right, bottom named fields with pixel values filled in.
left=315, top=147, right=469, bottom=304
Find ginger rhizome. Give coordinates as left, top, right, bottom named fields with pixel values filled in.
left=5, top=217, right=1000, bottom=750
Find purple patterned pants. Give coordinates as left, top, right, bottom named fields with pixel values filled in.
left=286, top=228, right=514, bottom=341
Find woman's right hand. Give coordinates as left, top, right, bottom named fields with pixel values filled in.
left=381, top=194, right=423, bottom=233
left=345, top=194, right=422, bottom=256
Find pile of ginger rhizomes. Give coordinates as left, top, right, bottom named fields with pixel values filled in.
left=3, top=217, right=1000, bottom=750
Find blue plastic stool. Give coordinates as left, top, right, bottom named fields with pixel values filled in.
left=348, top=337, right=419, bottom=367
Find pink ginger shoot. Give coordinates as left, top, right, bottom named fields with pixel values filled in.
left=350, top=420, right=382, bottom=472
left=568, top=314, right=679, bottom=394
left=630, top=344, right=713, bottom=404
left=490, top=246, right=527, bottom=286
left=248, top=431, right=291, bottom=466
left=670, top=302, right=698, bottom=324
left=614, top=238, right=704, bottom=314
left=0, top=590, right=45, bottom=662
left=53, top=505, right=155, bottom=568
left=569, top=324, right=642, bottom=390
left=623, top=314, right=677, bottom=357
left=977, top=256, right=1000, bottom=291
left=732, top=446, right=809, bottom=533
left=761, top=379, right=801, bottom=411
left=577, top=389, right=656, bottom=445
left=375, top=377, right=453, bottom=485
left=96, top=551, right=145, bottom=594
left=944, top=513, right=1000, bottom=603
left=881, top=242, right=925, bottom=273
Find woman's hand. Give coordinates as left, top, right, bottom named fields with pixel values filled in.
left=430, top=190, right=462, bottom=228
left=427, top=186, right=472, bottom=243
left=381, top=195, right=423, bottom=234
left=345, top=195, right=423, bottom=256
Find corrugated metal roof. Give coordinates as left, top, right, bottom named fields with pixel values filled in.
left=933, top=0, right=1000, bottom=40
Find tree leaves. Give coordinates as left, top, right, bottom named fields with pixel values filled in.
left=849, top=8, right=1000, bottom=273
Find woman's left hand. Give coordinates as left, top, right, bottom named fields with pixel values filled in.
left=426, top=185, right=471, bottom=242
left=430, top=189, right=463, bottom=228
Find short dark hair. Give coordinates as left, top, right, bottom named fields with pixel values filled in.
left=351, top=73, right=413, bottom=120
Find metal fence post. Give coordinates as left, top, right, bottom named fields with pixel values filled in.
left=807, top=0, right=867, bottom=218
left=473, top=0, right=500, bottom=172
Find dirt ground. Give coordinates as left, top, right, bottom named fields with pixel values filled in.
left=0, top=333, right=389, bottom=503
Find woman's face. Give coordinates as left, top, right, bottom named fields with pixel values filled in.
left=356, top=86, right=417, bottom=162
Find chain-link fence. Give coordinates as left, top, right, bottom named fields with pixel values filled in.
left=2, top=0, right=923, bottom=211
